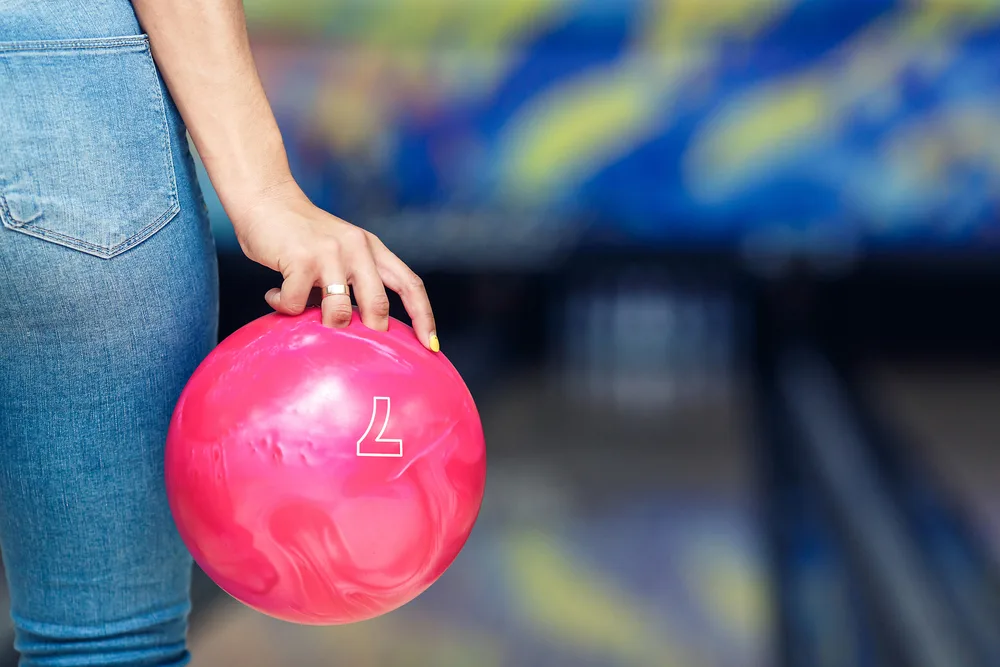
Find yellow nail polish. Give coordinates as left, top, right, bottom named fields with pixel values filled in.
left=429, top=333, right=440, bottom=353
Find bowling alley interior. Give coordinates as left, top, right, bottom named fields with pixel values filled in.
left=3, top=2, right=1000, bottom=667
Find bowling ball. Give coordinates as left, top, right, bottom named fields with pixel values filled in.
left=165, top=307, right=486, bottom=624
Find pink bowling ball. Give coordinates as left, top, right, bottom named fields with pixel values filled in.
left=165, top=307, right=486, bottom=624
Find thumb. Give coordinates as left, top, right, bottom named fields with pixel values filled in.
left=265, top=288, right=307, bottom=315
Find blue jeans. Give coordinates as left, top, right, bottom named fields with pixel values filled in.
left=0, top=2, right=219, bottom=664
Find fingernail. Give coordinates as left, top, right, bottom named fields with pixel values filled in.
left=429, top=332, right=440, bottom=353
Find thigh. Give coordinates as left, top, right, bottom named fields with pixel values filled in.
left=0, top=144, right=218, bottom=663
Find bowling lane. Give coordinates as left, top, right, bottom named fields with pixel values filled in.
left=189, top=371, right=773, bottom=667
left=868, top=363, right=1000, bottom=561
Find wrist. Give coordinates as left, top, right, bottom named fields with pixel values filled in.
left=193, top=121, right=297, bottom=223
left=225, top=177, right=308, bottom=240
left=211, top=160, right=300, bottom=221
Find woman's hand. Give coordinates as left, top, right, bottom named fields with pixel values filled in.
left=130, top=0, right=438, bottom=351
left=232, top=181, right=438, bottom=351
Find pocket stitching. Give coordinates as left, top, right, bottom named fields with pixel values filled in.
left=140, top=36, right=182, bottom=249
left=2, top=201, right=181, bottom=257
left=0, top=35, right=149, bottom=54
left=0, top=189, right=15, bottom=230
left=0, top=37, right=181, bottom=259
left=0, top=171, right=42, bottom=227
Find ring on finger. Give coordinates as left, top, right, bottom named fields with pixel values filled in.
left=323, top=283, right=351, bottom=298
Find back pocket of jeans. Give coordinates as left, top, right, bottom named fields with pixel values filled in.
left=0, top=35, right=179, bottom=259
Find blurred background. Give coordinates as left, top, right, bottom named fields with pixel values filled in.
left=9, top=0, right=1000, bottom=665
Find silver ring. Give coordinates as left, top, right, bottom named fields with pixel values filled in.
left=323, top=283, right=350, bottom=298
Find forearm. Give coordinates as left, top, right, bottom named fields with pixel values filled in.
left=131, top=0, right=296, bottom=224
left=130, top=0, right=437, bottom=344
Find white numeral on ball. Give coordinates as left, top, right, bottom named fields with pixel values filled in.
left=357, top=396, right=403, bottom=457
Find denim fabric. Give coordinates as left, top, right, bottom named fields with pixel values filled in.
left=0, top=1, right=219, bottom=665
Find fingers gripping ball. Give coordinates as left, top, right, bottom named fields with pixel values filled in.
left=165, top=308, right=486, bottom=624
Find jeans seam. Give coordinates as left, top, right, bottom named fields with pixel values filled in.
left=11, top=601, right=192, bottom=638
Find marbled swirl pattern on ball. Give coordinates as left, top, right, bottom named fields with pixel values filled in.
left=166, top=308, right=486, bottom=624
